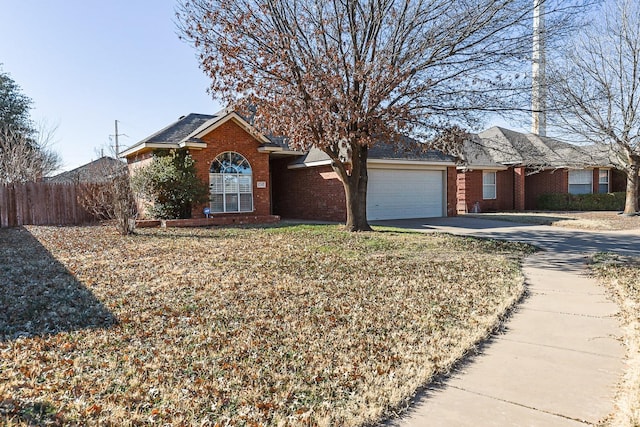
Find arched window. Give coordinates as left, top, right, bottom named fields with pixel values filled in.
left=209, top=152, right=253, bottom=213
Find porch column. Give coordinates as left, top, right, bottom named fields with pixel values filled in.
left=514, top=167, right=526, bottom=211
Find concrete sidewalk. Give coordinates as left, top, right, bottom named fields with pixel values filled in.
left=378, top=218, right=627, bottom=426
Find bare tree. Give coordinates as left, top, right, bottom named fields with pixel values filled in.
left=0, top=124, right=61, bottom=184
left=177, top=0, right=591, bottom=230
left=74, top=151, right=137, bottom=235
left=548, top=0, right=640, bottom=214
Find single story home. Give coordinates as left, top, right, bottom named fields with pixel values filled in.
left=457, top=127, right=627, bottom=213
left=47, top=156, right=125, bottom=184
left=120, top=109, right=458, bottom=222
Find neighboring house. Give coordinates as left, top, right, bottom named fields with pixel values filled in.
left=457, top=127, right=626, bottom=213
left=120, top=109, right=458, bottom=222
left=47, top=157, right=125, bottom=184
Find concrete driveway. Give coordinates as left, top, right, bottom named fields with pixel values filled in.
left=373, top=216, right=637, bottom=426
left=373, top=216, right=640, bottom=257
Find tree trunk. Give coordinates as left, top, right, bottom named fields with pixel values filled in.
left=336, top=144, right=372, bottom=232
left=623, top=162, right=639, bottom=215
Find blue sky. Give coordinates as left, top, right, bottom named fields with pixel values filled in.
left=1, top=1, right=531, bottom=174
left=1, top=0, right=221, bottom=172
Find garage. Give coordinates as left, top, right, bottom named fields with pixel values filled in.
left=367, top=168, right=445, bottom=220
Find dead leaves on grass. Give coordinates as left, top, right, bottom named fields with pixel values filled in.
left=591, top=254, right=640, bottom=427
left=1, top=225, right=530, bottom=426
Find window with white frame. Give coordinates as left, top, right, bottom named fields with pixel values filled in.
left=598, top=169, right=610, bottom=193
left=568, top=169, right=593, bottom=195
left=209, top=152, right=253, bottom=213
left=482, top=171, right=497, bottom=199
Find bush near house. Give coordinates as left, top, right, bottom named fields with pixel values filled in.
left=537, top=192, right=629, bottom=211
left=130, top=149, right=208, bottom=219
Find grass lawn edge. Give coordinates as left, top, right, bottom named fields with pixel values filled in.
left=590, top=253, right=640, bottom=427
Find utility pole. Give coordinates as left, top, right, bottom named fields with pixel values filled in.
left=532, top=0, right=546, bottom=136
left=111, top=120, right=126, bottom=157
left=114, top=120, right=120, bottom=156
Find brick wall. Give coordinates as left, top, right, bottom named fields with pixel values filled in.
left=611, top=169, right=627, bottom=192
left=446, top=167, right=457, bottom=217
left=271, top=158, right=347, bottom=222
left=514, top=167, right=525, bottom=210
left=273, top=161, right=455, bottom=221
left=188, top=120, right=272, bottom=218
left=592, top=169, right=600, bottom=194
left=457, top=169, right=514, bottom=213
left=525, top=169, right=567, bottom=209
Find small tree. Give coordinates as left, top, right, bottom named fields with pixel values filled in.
left=111, top=171, right=137, bottom=235
left=75, top=156, right=137, bottom=235
left=548, top=0, right=640, bottom=214
left=130, top=150, right=208, bottom=219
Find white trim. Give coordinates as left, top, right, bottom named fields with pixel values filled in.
left=457, top=164, right=508, bottom=172
left=568, top=169, right=593, bottom=195
left=367, top=168, right=446, bottom=219
left=120, top=110, right=271, bottom=158
left=190, top=111, right=271, bottom=144
left=119, top=142, right=179, bottom=157
left=257, top=146, right=283, bottom=153
left=209, top=151, right=254, bottom=213
left=258, top=146, right=305, bottom=155
left=178, top=141, right=207, bottom=150
left=288, top=158, right=454, bottom=170
left=288, top=159, right=333, bottom=169
left=482, top=171, right=497, bottom=200
left=442, top=169, right=448, bottom=217
left=120, top=141, right=207, bottom=158
left=598, top=168, right=610, bottom=193
left=274, top=149, right=305, bottom=156
left=368, top=159, right=455, bottom=168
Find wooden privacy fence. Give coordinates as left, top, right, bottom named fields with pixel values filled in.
left=0, top=182, right=95, bottom=228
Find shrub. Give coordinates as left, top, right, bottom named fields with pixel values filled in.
left=76, top=162, right=137, bottom=235
left=537, top=192, right=627, bottom=211
left=130, top=150, right=208, bottom=219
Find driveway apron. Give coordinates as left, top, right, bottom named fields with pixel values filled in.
left=376, top=217, right=637, bottom=426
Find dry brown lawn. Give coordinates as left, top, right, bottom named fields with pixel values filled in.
left=0, top=224, right=532, bottom=426
left=468, top=211, right=640, bottom=231
left=591, top=254, right=640, bottom=427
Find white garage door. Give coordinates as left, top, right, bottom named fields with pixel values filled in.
left=367, top=169, right=444, bottom=220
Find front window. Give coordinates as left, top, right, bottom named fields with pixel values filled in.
left=568, top=169, right=593, bottom=195
left=482, top=171, right=497, bottom=199
left=209, top=152, right=253, bottom=213
left=598, top=169, right=610, bottom=194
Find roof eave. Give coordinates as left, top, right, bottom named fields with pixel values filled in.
left=288, top=159, right=334, bottom=169
left=178, top=141, right=208, bottom=150
left=457, top=164, right=509, bottom=171
left=257, top=146, right=283, bottom=153
left=191, top=111, right=271, bottom=144
left=368, top=159, right=456, bottom=167
left=120, top=142, right=181, bottom=158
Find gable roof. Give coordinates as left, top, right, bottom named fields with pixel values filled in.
left=141, top=113, right=214, bottom=145
left=47, top=157, right=125, bottom=184
left=289, top=139, right=455, bottom=168
left=119, top=110, right=275, bottom=158
left=121, top=109, right=454, bottom=166
left=462, top=126, right=609, bottom=170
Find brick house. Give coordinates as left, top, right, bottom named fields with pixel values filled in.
left=457, top=127, right=626, bottom=213
left=120, top=110, right=457, bottom=222
left=48, top=156, right=125, bottom=184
